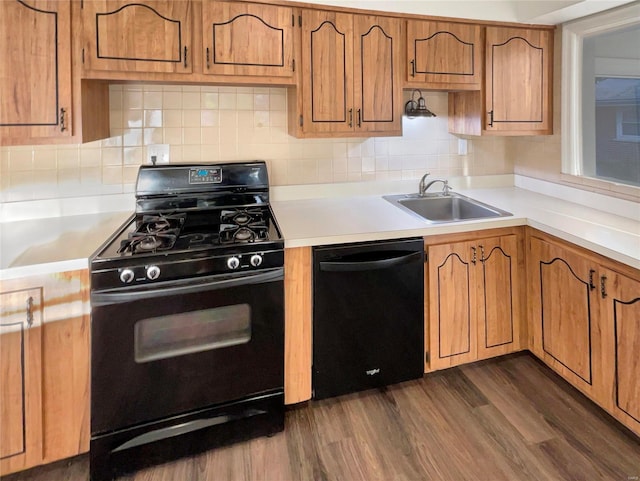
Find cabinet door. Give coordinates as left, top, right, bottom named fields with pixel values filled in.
left=301, top=10, right=354, bottom=134
left=82, top=0, right=192, bottom=74
left=352, top=15, right=402, bottom=134
left=477, top=235, right=521, bottom=359
left=428, top=242, right=478, bottom=369
left=529, top=237, right=603, bottom=397
left=0, top=289, right=42, bottom=476
left=485, top=27, right=552, bottom=134
left=605, top=270, right=640, bottom=433
left=203, top=2, right=294, bottom=78
left=407, top=20, right=482, bottom=89
left=0, top=0, right=72, bottom=142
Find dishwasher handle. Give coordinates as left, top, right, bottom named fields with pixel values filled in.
left=319, top=250, right=422, bottom=272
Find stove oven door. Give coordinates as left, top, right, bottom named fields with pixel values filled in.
left=90, top=268, right=284, bottom=435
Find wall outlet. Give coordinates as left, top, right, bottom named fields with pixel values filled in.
left=147, top=144, right=170, bottom=165
left=457, top=139, right=468, bottom=156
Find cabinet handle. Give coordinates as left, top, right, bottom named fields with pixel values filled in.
left=479, top=245, right=485, bottom=263
left=348, top=108, right=353, bottom=128
left=600, top=275, right=608, bottom=299
left=357, top=109, right=361, bottom=128
left=59, top=108, right=67, bottom=132
left=471, top=246, right=477, bottom=265
left=410, top=59, right=415, bottom=77
left=488, top=110, right=494, bottom=127
left=26, top=296, right=34, bottom=327
left=589, top=269, right=596, bottom=290
left=206, top=47, right=210, bottom=69
left=184, top=46, right=188, bottom=68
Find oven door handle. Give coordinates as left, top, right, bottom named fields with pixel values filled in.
left=91, top=268, right=283, bottom=306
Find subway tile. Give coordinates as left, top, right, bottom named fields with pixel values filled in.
left=219, top=92, right=237, bottom=110
left=102, top=165, right=123, bottom=185
left=183, top=110, right=202, bottom=127
left=123, top=90, right=143, bottom=110
left=102, top=147, right=123, bottom=166
left=123, top=147, right=143, bottom=165
left=143, top=91, right=163, bottom=109
left=144, top=110, right=163, bottom=128
left=143, top=128, right=164, bottom=145
left=124, top=110, right=143, bottom=128
left=201, top=92, right=219, bottom=109
left=183, top=127, right=201, bottom=144
left=270, top=94, right=286, bottom=111
left=164, top=110, right=183, bottom=128
left=201, top=128, right=220, bottom=145
left=163, top=91, right=182, bottom=109
left=164, top=128, right=182, bottom=144
left=33, top=149, right=57, bottom=169
left=182, top=92, right=201, bottom=109
left=237, top=93, right=253, bottom=110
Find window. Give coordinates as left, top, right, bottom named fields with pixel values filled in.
left=562, top=4, right=640, bottom=188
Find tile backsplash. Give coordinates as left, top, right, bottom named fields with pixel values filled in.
left=0, top=85, right=512, bottom=203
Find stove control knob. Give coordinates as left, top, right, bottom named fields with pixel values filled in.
left=120, top=269, right=135, bottom=284
left=227, top=256, right=240, bottom=270
left=250, top=254, right=263, bottom=267
left=146, top=265, right=161, bottom=280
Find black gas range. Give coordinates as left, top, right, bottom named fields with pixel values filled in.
left=89, top=161, right=285, bottom=481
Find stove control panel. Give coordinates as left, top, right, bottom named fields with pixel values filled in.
left=189, top=167, right=222, bottom=184
left=94, top=249, right=284, bottom=290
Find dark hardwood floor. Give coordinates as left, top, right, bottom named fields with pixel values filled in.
left=5, top=353, right=640, bottom=481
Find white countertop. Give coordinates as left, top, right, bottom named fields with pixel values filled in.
left=1, top=175, right=638, bottom=280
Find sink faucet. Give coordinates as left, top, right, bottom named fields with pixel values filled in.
left=419, top=174, right=452, bottom=197
left=418, top=172, right=430, bottom=197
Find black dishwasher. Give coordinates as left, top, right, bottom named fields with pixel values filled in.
left=313, top=237, right=424, bottom=400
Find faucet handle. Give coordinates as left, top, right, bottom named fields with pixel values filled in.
left=442, top=181, right=452, bottom=195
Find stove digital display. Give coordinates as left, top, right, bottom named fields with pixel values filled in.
left=189, top=167, right=222, bottom=184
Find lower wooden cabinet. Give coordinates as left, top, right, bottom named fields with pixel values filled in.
left=426, top=228, right=524, bottom=371
left=0, top=288, right=43, bottom=475
left=527, top=229, right=640, bottom=437
left=0, top=271, right=90, bottom=476
left=284, top=247, right=313, bottom=405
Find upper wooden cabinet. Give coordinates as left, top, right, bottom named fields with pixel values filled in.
left=0, top=0, right=72, bottom=143
left=449, top=26, right=554, bottom=136
left=292, top=10, right=402, bottom=137
left=485, top=27, right=553, bottom=133
left=82, top=0, right=193, bottom=74
left=406, top=20, right=482, bottom=90
left=426, top=229, right=523, bottom=371
left=202, top=2, right=294, bottom=78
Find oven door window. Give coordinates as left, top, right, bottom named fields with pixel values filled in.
left=134, top=304, right=251, bottom=363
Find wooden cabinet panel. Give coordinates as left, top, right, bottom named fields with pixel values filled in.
left=448, top=26, right=553, bottom=136
left=0, top=0, right=72, bottom=141
left=203, top=2, right=294, bottom=78
left=82, top=0, right=193, bottom=74
left=485, top=27, right=552, bottom=133
left=478, top=235, right=522, bottom=359
left=353, top=15, right=402, bottom=133
left=529, top=237, right=597, bottom=391
left=428, top=242, right=477, bottom=369
left=284, top=247, right=312, bottom=405
left=0, top=288, right=43, bottom=475
left=0, top=270, right=90, bottom=476
left=301, top=10, right=353, bottom=134
left=407, top=20, right=482, bottom=89
left=527, top=230, right=640, bottom=437
left=607, top=270, right=640, bottom=432
left=427, top=229, right=523, bottom=371
left=296, top=10, right=401, bottom=137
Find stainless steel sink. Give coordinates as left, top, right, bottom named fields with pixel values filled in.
left=383, top=192, right=512, bottom=223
